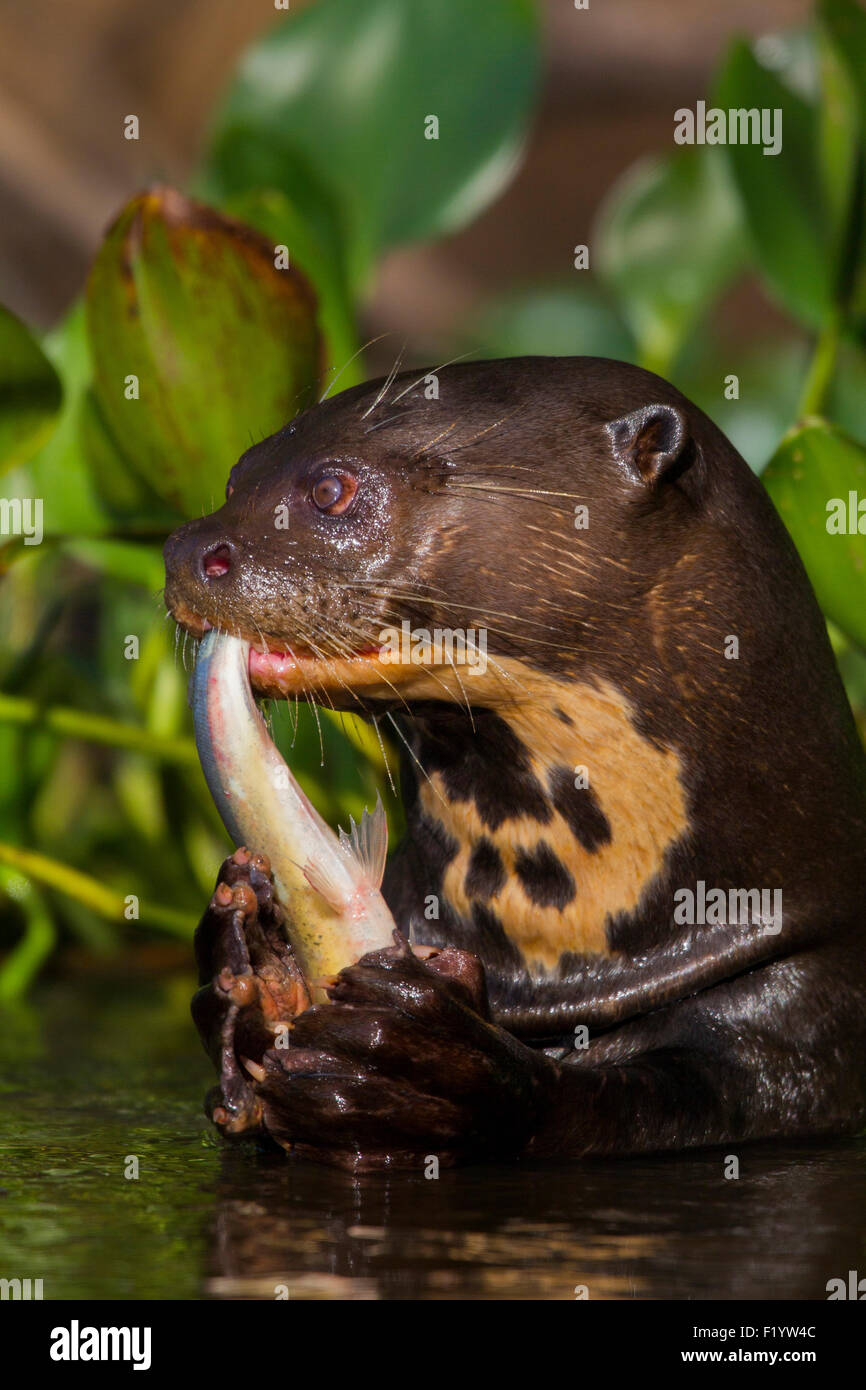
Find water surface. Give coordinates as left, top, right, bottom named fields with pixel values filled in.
left=1, top=973, right=863, bottom=1300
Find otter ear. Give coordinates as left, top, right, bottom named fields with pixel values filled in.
left=607, top=403, right=691, bottom=487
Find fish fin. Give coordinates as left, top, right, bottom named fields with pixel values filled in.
left=302, top=860, right=349, bottom=915
left=338, top=792, right=388, bottom=889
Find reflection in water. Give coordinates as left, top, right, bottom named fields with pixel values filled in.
left=1, top=975, right=864, bottom=1300
left=204, top=1138, right=866, bottom=1300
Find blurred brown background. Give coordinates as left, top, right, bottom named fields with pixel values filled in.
left=0, top=0, right=810, bottom=349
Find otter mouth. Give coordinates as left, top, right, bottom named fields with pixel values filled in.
left=171, top=599, right=490, bottom=708
left=249, top=645, right=400, bottom=702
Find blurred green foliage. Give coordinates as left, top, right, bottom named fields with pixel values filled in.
left=1, top=0, right=865, bottom=994
left=86, top=191, right=324, bottom=519
left=0, top=306, right=62, bottom=471
left=201, top=0, right=541, bottom=288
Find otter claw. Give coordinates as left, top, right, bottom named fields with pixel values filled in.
left=216, top=969, right=257, bottom=1007
left=241, top=1056, right=267, bottom=1083
left=210, top=1093, right=263, bottom=1136
left=193, top=845, right=310, bottom=1146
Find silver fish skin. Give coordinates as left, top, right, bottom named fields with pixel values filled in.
left=191, top=628, right=398, bottom=983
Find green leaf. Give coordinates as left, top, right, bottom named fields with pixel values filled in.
left=816, top=18, right=859, bottom=268
left=4, top=304, right=179, bottom=541
left=468, top=283, right=636, bottom=362
left=763, top=418, right=866, bottom=647
left=202, top=0, right=541, bottom=288
left=831, top=621, right=866, bottom=730
left=595, top=150, right=746, bottom=376
left=713, top=39, right=832, bottom=328
left=828, top=340, right=866, bottom=440
left=61, top=537, right=165, bottom=592
left=223, top=188, right=359, bottom=390
left=79, top=387, right=181, bottom=532
left=5, top=303, right=116, bottom=538
left=820, top=0, right=866, bottom=125
left=0, top=304, right=62, bottom=474
left=818, top=0, right=866, bottom=336
left=85, top=188, right=323, bottom=518
left=675, top=337, right=808, bottom=475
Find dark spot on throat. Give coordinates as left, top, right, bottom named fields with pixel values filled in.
left=413, top=706, right=552, bottom=830
left=514, top=842, right=576, bottom=909
left=408, top=808, right=459, bottom=886
left=465, top=839, right=506, bottom=900
left=549, top=767, right=612, bottom=852
left=469, top=902, right=523, bottom=965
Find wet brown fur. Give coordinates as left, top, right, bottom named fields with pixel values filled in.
left=165, top=357, right=866, bottom=1164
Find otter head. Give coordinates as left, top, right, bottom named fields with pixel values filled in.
left=163, top=356, right=704, bottom=711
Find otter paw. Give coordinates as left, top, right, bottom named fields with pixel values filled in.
left=252, top=933, right=557, bottom=1169
left=191, top=847, right=310, bottom=1139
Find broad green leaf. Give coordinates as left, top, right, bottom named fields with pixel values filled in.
left=595, top=150, right=746, bottom=377
left=763, top=417, right=866, bottom=647
left=468, top=284, right=636, bottom=363
left=203, top=0, right=541, bottom=287
left=714, top=39, right=832, bottom=328
left=201, top=132, right=346, bottom=278
left=223, top=188, right=359, bottom=390
left=85, top=188, right=322, bottom=517
left=0, top=304, right=62, bottom=474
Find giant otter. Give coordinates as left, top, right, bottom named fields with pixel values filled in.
left=163, top=356, right=866, bottom=1168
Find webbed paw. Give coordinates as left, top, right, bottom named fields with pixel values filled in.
left=254, top=933, right=556, bottom=1169
left=191, top=847, right=310, bottom=1138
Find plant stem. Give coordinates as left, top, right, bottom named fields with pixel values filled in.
left=0, top=868, right=56, bottom=1000
left=0, top=841, right=196, bottom=937
left=0, top=694, right=199, bottom=765
left=798, top=309, right=842, bottom=419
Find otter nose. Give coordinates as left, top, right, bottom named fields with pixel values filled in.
left=163, top=523, right=237, bottom=596
left=201, top=543, right=233, bottom=579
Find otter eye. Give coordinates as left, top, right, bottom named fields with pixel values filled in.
left=311, top=471, right=357, bottom=515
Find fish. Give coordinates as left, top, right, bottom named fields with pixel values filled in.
left=190, top=628, right=398, bottom=985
